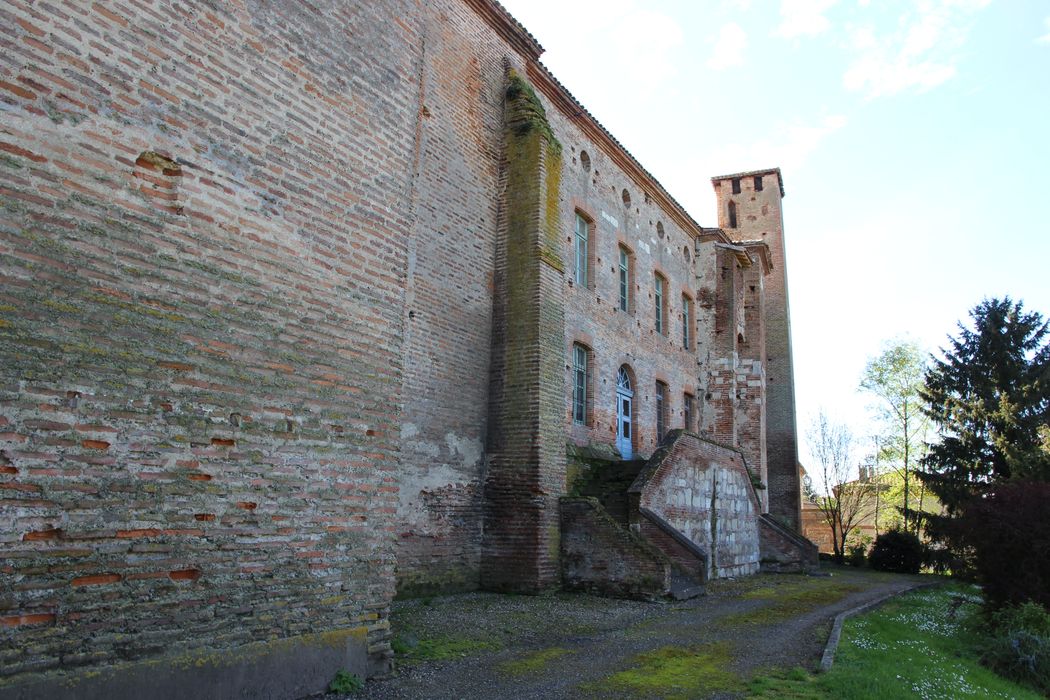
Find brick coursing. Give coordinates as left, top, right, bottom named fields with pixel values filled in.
left=560, top=497, right=670, bottom=599
left=0, top=0, right=421, bottom=687
left=714, top=172, right=803, bottom=530
left=0, top=0, right=812, bottom=692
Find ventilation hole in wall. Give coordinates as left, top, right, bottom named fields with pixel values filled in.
left=656, top=221, right=665, bottom=239
left=580, top=150, right=591, bottom=171
left=622, top=189, right=631, bottom=207
left=134, top=150, right=184, bottom=214
left=229, top=412, right=241, bottom=426
left=644, top=192, right=652, bottom=205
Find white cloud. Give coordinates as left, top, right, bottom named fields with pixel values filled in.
left=1039, top=17, right=1050, bottom=43
left=707, top=22, right=748, bottom=70
left=705, top=113, right=848, bottom=176
left=843, top=0, right=991, bottom=99
left=607, top=8, right=685, bottom=83
left=775, top=0, right=838, bottom=38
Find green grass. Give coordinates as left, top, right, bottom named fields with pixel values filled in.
left=719, top=580, right=863, bottom=626
left=589, top=642, right=743, bottom=699
left=748, top=584, right=1044, bottom=699
left=391, top=634, right=497, bottom=662
left=499, top=647, right=574, bottom=675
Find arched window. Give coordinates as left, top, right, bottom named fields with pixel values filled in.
left=728, top=200, right=738, bottom=229
left=617, top=366, right=632, bottom=392
left=616, top=366, right=634, bottom=458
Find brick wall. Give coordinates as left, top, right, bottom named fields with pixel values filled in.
left=559, top=497, right=669, bottom=599
left=545, top=96, right=703, bottom=461
left=714, top=171, right=802, bottom=530
left=0, top=0, right=423, bottom=690
left=759, top=513, right=819, bottom=572
left=394, top=0, right=512, bottom=598
left=481, top=71, right=566, bottom=592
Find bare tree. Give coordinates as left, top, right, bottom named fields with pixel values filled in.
left=808, top=411, right=877, bottom=563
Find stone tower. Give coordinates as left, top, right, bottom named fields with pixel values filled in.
left=712, top=169, right=802, bottom=531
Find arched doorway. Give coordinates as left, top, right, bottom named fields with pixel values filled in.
left=616, top=365, right=634, bottom=459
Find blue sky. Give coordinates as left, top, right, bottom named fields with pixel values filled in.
left=498, top=0, right=1050, bottom=469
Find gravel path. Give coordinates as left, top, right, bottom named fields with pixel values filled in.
left=325, top=567, right=929, bottom=699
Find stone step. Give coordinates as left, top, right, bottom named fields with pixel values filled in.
left=669, top=572, right=705, bottom=600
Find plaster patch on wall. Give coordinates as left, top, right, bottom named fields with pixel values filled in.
left=445, top=432, right=483, bottom=469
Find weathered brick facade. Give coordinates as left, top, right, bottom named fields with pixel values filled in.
left=713, top=170, right=803, bottom=530
left=0, top=0, right=810, bottom=696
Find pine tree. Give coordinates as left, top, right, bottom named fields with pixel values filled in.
left=919, top=298, right=1050, bottom=548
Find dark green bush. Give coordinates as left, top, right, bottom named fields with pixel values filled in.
left=960, top=480, right=1050, bottom=610
left=845, top=535, right=871, bottom=568
left=868, top=529, right=923, bottom=574
left=979, top=602, right=1050, bottom=694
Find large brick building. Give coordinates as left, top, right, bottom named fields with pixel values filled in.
left=0, top=1, right=814, bottom=697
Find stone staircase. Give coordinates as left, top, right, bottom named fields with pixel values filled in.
left=568, top=455, right=705, bottom=600
left=574, top=458, right=647, bottom=526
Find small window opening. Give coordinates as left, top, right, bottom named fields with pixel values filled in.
left=580, top=150, right=591, bottom=172
left=754, top=175, right=763, bottom=192
left=622, top=189, right=631, bottom=207
left=618, top=245, right=631, bottom=313
left=654, top=273, right=666, bottom=335
left=572, top=344, right=590, bottom=425
left=655, top=381, right=668, bottom=441
left=728, top=200, right=738, bottom=229
left=574, top=211, right=590, bottom=288
left=656, top=221, right=665, bottom=239
left=731, top=178, right=741, bottom=194
left=682, top=294, right=692, bottom=350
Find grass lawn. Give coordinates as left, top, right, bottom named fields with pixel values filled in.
left=749, top=583, right=1044, bottom=699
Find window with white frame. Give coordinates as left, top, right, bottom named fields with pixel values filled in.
left=618, top=245, right=630, bottom=312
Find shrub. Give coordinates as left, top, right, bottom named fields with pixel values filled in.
left=329, top=670, right=363, bottom=695
left=845, top=535, right=871, bottom=568
left=868, top=529, right=923, bottom=574
left=979, top=602, right=1050, bottom=694
left=959, top=480, right=1050, bottom=610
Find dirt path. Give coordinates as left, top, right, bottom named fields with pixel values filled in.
left=342, top=567, right=931, bottom=699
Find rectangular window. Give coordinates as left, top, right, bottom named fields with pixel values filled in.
left=618, top=246, right=630, bottom=312
left=753, top=175, right=763, bottom=192
left=684, top=393, right=695, bottom=432
left=732, top=177, right=741, bottom=194
left=682, top=294, right=691, bottom=349
left=574, top=213, right=588, bottom=288
left=656, top=381, right=667, bottom=440
left=654, top=274, right=664, bottom=335
left=573, top=344, right=588, bottom=425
